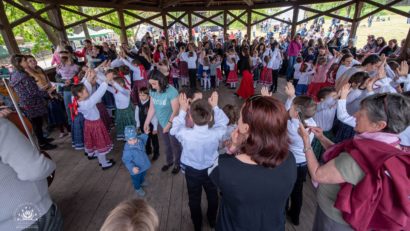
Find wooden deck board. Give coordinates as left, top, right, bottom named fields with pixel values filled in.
left=47, top=78, right=317, bottom=231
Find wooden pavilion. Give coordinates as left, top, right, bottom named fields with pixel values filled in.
left=1, top=0, right=410, bottom=55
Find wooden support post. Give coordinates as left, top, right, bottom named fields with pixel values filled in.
left=188, top=11, right=193, bottom=42
left=117, top=9, right=128, bottom=44
left=50, top=6, right=68, bottom=42
left=399, top=27, right=410, bottom=62
left=350, top=0, right=363, bottom=40
left=223, top=10, right=227, bottom=39
left=0, top=1, right=20, bottom=54
left=246, top=8, right=251, bottom=43
left=79, top=7, right=91, bottom=40
left=291, top=5, right=299, bottom=38
left=162, top=11, right=169, bottom=46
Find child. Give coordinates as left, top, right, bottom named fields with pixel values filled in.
left=170, top=59, right=180, bottom=90
left=122, top=125, right=151, bottom=197
left=260, top=55, right=272, bottom=87
left=284, top=82, right=317, bottom=226
left=251, top=50, right=261, bottom=88
left=270, top=41, right=283, bottom=93
left=209, top=57, right=217, bottom=89
left=185, top=89, right=203, bottom=129
left=135, top=87, right=160, bottom=161
left=226, top=57, right=238, bottom=89
left=120, top=55, right=147, bottom=104
left=71, top=70, right=115, bottom=170
left=109, top=77, right=135, bottom=140
left=100, top=199, right=159, bottom=231
left=219, top=104, right=238, bottom=154
left=292, top=57, right=303, bottom=87
left=312, top=87, right=337, bottom=160
left=202, top=57, right=211, bottom=91
left=215, top=55, right=223, bottom=88
left=295, top=63, right=315, bottom=96
left=170, top=91, right=228, bottom=231
left=178, top=46, right=189, bottom=87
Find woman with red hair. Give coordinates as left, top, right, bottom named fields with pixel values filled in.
left=209, top=94, right=297, bottom=231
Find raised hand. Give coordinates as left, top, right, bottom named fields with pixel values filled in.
left=261, top=86, right=272, bottom=96
left=208, top=91, right=219, bottom=108
left=397, top=61, right=409, bottom=77
left=285, top=82, right=296, bottom=98
left=178, top=93, right=189, bottom=112
left=339, top=83, right=351, bottom=99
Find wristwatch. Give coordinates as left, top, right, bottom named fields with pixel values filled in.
left=303, top=147, right=313, bottom=153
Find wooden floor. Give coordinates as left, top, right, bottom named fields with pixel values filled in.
left=47, top=78, right=317, bottom=231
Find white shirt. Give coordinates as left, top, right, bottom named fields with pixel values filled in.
left=251, top=56, right=261, bottom=67
left=373, top=78, right=397, bottom=94
left=296, top=70, right=315, bottom=85
left=337, top=99, right=356, bottom=127
left=313, top=98, right=337, bottom=131
left=121, top=58, right=143, bottom=81
left=346, top=89, right=373, bottom=115
left=336, top=65, right=350, bottom=81
left=181, top=52, right=198, bottom=69
left=135, top=99, right=158, bottom=131
left=170, top=107, right=228, bottom=170
left=288, top=118, right=316, bottom=163
left=107, top=82, right=131, bottom=110
left=269, top=48, right=282, bottom=70
left=293, top=63, right=301, bottom=80
left=399, top=126, right=410, bottom=146
left=227, top=61, right=236, bottom=71
left=218, top=124, right=237, bottom=154
left=78, top=82, right=108, bottom=121
left=395, top=74, right=410, bottom=91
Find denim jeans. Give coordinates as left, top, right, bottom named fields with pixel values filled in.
left=24, top=203, right=63, bottom=231
left=295, top=84, right=308, bottom=96
left=286, top=56, right=298, bottom=81
left=63, top=91, right=72, bottom=125
left=131, top=171, right=147, bottom=190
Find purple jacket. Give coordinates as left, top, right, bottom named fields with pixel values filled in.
left=287, top=40, right=302, bottom=57
left=9, top=71, right=48, bottom=119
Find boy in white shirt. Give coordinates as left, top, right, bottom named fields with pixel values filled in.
left=170, top=91, right=228, bottom=231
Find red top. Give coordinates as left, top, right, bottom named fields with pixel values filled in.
left=323, top=139, right=410, bottom=231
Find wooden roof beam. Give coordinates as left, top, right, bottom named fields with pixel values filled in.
left=242, top=0, right=253, bottom=7
left=206, top=0, right=214, bottom=7
left=162, top=0, right=182, bottom=9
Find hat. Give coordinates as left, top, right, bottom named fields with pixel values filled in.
left=124, top=125, right=137, bottom=140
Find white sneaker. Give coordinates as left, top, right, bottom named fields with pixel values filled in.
left=135, top=188, right=146, bottom=197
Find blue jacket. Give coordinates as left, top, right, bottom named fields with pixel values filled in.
left=122, top=134, right=151, bottom=175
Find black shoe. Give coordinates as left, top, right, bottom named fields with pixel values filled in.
left=40, top=143, right=57, bottom=150
left=84, top=152, right=88, bottom=156
left=171, top=165, right=180, bottom=174
left=44, top=137, right=55, bottom=143
left=102, top=160, right=116, bottom=170
left=88, top=154, right=97, bottom=160
left=161, top=163, right=173, bottom=172
left=209, top=219, right=216, bottom=228
left=152, top=154, right=159, bottom=161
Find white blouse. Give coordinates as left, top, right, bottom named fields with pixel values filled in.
left=78, top=82, right=108, bottom=121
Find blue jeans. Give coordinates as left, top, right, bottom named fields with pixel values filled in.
left=286, top=56, right=297, bottom=81
left=131, top=171, right=146, bottom=190
left=296, top=84, right=308, bottom=96
left=63, top=91, right=72, bottom=125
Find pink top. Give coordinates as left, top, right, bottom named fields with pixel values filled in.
left=51, top=51, right=61, bottom=66
left=311, top=57, right=336, bottom=83
left=287, top=40, right=302, bottom=57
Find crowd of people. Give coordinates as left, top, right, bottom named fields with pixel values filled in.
left=0, top=19, right=410, bottom=231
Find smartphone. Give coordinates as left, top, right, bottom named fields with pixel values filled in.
left=296, top=107, right=307, bottom=128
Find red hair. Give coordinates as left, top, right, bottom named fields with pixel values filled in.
left=240, top=96, right=289, bottom=168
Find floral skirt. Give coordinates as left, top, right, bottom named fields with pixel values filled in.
left=260, top=67, right=272, bottom=85
left=71, top=112, right=84, bottom=150
left=115, top=104, right=136, bottom=139
left=179, top=61, right=189, bottom=78
left=227, top=71, right=238, bottom=83
left=84, top=119, right=113, bottom=156
left=216, top=68, right=223, bottom=80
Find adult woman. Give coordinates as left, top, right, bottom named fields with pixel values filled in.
left=9, top=54, right=56, bottom=150
left=236, top=58, right=254, bottom=99
left=144, top=70, right=181, bottom=174
left=380, top=39, right=399, bottom=58
left=209, top=95, right=297, bottom=231
left=286, top=33, right=302, bottom=81
left=374, top=37, right=387, bottom=54
left=153, top=44, right=167, bottom=63
left=342, top=40, right=357, bottom=58
left=299, top=93, right=410, bottom=231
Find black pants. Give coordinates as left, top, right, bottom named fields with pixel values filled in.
left=30, top=116, right=46, bottom=145
left=288, top=164, right=308, bottom=222
left=145, top=133, right=159, bottom=158
left=270, top=69, right=280, bottom=92
left=189, top=69, right=197, bottom=90
left=184, top=165, right=218, bottom=231
left=210, top=75, right=216, bottom=88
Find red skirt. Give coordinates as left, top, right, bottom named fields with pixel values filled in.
left=179, top=61, right=189, bottom=78
left=260, top=67, right=273, bottom=85
left=227, top=70, right=238, bottom=83
left=131, top=79, right=148, bottom=105
left=216, top=68, right=223, bottom=80
left=307, top=82, right=333, bottom=102
left=237, top=70, right=254, bottom=99
left=84, top=119, right=113, bottom=155
left=96, top=103, right=112, bottom=131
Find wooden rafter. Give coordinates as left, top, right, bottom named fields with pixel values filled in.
left=358, top=0, right=410, bottom=21
left=242, top=0, right=253, bottom=7
left=297, top=1, right=355, bottom=25
left=61, top=6, right=118, bottom=29
left=191, top=11, right=224, bottom=28
left=3, top=0, right=60, bottom=30
left=251, top=7, right=293, bottom=26
left=162, top=0, right=182, bottom=9
left=10, top=4, right=56, bottom=28
left=226, top=10, right=247, bottom=26
left=124, top=10, right=162, bottom=29
left=166, top=12, right=188, bottom=28
left=206, top=0, right=214, bottom=7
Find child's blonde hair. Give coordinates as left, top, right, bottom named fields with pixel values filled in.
left=100, top=199, right=159, bottom=231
